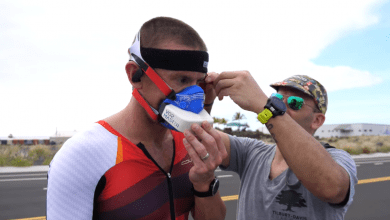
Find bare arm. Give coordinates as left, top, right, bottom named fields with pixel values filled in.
left=183, top=122, right=227, bottom=220
left=265, top=114, right=350, bottom=203
left=202, top=72, right=232, bottom=168
left=214, top=70, right=350, bottom=204
left=216, top=131, right=231, bottom=168
left=191, top=191, right=225, bottom=220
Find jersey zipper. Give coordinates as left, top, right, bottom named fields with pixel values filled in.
left=136, top=140, right=176, bottom=220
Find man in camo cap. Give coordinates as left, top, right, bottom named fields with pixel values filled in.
left=200, top=72, right=357, bottom=219
left=270, top=75, right=328, bottom=114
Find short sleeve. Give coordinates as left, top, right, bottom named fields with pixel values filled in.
left=47, top=139, right=98, bottom=219
left=220, top=135, right=270, bottom=177
left=46, top=125, right=118, bottom=220
left=327, top=148, right=358, bottom=207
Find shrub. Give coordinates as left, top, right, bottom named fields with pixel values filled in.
left=0, top=145, right=60, bottom=167
left=10, top=156, right=32, bottom=167
left=343, top=147, right=353, bottom=155
left=377, top=145, right=390, bottom=153
left=362, top=147, right=371, bottom=154
left=28, top=148, right=49, bottom=161
left=0, top=155, right=11, bottom=166
left=333, top=140, right=359, bottom=149
left=341, top=146, right=363, bottom=155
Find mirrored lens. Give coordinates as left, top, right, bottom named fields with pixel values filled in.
left=287, top=96, right=304, bottom=110
left=271, top=93, right=283, bottom=100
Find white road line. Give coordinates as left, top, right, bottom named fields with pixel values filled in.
left=43, top=188, right=47, bottom=190
left=355, top=160, right=390, bottom=165
left=374, top=162, right=384, bottom=165
left=217, top=175, right=233, bottom=178
left=0, top=173, right=47, bottom=178
left=0, top=178, right=47, bottom=182
left=215, top=169, right=222, bottom=172
left=356, top=164, right=360, bottom=167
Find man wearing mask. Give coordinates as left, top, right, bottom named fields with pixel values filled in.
left=47, top=17, right=227, bottom=220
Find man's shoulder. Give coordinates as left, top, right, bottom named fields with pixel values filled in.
left=54, top=123, right=118, bottom=160
left=320, top=142, right=335, bottom=149
left=65, top=123, right=115, bottom=146
left=228, top=134, right=275, bottom=158
left=229, top=134, right=273, bottom=148
left=319, top=142, right=353, bottom=160
left=325, top=145, right=353, bottom=158
left=49, top=122, right=118, bottom=176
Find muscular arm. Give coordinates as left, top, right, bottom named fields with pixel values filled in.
left=213, top=70, right=351, bottom=204
left=192, top=191, right=226, bottom=220
left=183, top=122, right=227, bottom=220
left=265, top=114, right=350, bottom=204
left=217, top=131, right=231, bottom=168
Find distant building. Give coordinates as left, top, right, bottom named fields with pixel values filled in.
left=314, top=123, right=390, bottom=138
left=0, top=130, right=78, bottom=145
left=0, top=136, right=50, bottom=145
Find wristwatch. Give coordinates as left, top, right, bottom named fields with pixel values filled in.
left=192, top=178, right=220, bottom=197
left=257, top=96, right=287, bottom=124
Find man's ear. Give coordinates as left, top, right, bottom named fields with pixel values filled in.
left=125, top=61, right=143, bottom=88
left=311, top=113, right=325, bottom=131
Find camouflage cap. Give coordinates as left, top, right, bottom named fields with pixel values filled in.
left=270, top=75, right=328, bottom=114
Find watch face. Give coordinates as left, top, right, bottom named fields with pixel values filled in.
left=271, top=96, right=287, bottom=112
left=212, top=178, right=220, bottom=195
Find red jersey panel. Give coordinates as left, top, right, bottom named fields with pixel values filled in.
left=92, top=121, right=194, bottom=220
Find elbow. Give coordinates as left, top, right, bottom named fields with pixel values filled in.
left=321, top=183, right=348, bottom=204
left=319, top=173, right=350, bottom=204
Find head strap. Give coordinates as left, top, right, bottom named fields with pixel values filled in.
left=141, top=47, right=208, bottom=73
left=128, top=30, right=208, bottom=84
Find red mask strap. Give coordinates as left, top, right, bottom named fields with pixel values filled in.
left=145, top=67, right=171, bottom=96
left=132, top=89, right=158, bottom=121
left=131, top=53, right=174, bottom=98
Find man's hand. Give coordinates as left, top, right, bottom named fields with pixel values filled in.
left=183, top=121, right=228, bottom=191
left=199, top=72, right=218, bottom=106
left=213, top=71, right=268, bottom=114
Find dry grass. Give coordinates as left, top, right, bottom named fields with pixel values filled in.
left=0, top=144, right=62, bottom=167
left=0, top=135, right=389, bottom=167
left=319, top=135, right=390, bottom=155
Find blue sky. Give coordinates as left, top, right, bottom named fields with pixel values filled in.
left=311, top=1, right=390, bottom=125
left=1, top=0, right=389, bottom=136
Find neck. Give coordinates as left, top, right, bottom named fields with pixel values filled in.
left=104, top=98, right=172, bottom=147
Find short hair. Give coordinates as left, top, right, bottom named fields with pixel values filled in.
left=139, top=17, right=207, bottom=51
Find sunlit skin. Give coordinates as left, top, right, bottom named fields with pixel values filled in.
left=204, top=70, right=350, bottom=204
left=277, top=86, right=325, bottom=135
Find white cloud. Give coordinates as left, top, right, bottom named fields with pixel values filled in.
left=301, top=63, right=383, bottom=91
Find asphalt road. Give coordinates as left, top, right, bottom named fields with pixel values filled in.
left=1, top=156, right=390, bottom=220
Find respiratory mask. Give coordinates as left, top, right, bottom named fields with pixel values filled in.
left=128, top=31, right=213, bottom=132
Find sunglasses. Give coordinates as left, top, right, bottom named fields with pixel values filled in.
left=271, top=93, right=317, bottom=111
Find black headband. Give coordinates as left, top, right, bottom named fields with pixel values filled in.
left=141, top=47, right=209, bottom=73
